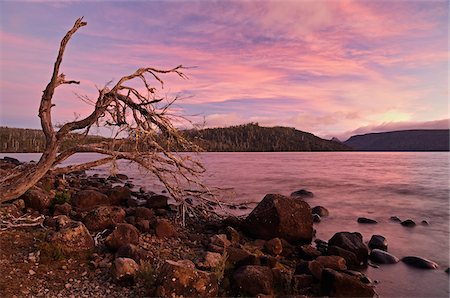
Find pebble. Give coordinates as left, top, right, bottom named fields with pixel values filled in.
left=29, top=269, right=36, bottom=275
left=65, top=283, right=72, bottom=289
left=62, top=265, right=67, bottom=270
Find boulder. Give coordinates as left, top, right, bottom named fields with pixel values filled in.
left=225, top=226, right=240, bottom=245
left=308, top=260, right=324, bottom=280
left=210, top=234, right=231, bottom=248
left=299, top=244, right=321, bottom=260
left=83, top=206, right=125, bottom=232
left=47, top=219, right=94, bottom=253
left=243, top=194, right=313, bottom=243
left=401, top=219, right=416, bottom=227
left=312, top=206, right=329, bottom=217
left=197, top=251, right=223, bottom=270
left=357, top=217, right=377, bottom=224
left=134, top=207, right=155, bottom=221
left=72, top=190, right=109, bottom=211
left=146, top=194, right=168, bottom=209
left=316, top=256, right=347, bottom=271
left=108, top=186, right=131, bottom=206
left=225, top=247, right=257, bottom=266
left=265, top=238, right=283, bottom=256
left=368, top=235, right=387, bottom=251
left=21, top=187, right=53, bottom=212
left=116, top=244, right=147, bottom=263
left=105, top=223, right=140, bottom=251
left=370, top=249, right=399, bottom=264
left=156, top=260, right=218, bottom=297
left=53, top=202, right=72, bottom=216
left=111, top=257, right=139, bottom=284
left=233, top=265, right=274, bottom=296
left=155, top=219, right=177, bottom=238
left=328, top=245, right=358, bottom=268
left=320, top=268, right=376, bottom=297
left=328, top=232, right=368, bottom=267
left=401, top=256, right=439, bottom=269
left=290, top=189, right=314, bottom=199
left=135, top=219, right=151, bottom=233
left=291, top=274, right=314, bottom=294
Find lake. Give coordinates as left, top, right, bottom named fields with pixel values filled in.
left=3, top=152, right=449, bottom=297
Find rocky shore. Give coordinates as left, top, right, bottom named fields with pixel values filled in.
left=0, top=157, right=445, bottom=297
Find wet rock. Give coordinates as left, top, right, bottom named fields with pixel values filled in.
left=72, top=190, right=110, bottom=211
left=316, top=256, right=347, bottom=271
left=291, top=274, right=314, bottom=294
left=108, top=186, right=131, bottom=206
left=243, top=194, right=313, bottom=243
left=233, top=265, right=274, bottom=296
left=328, top=232, right=369, bottom=267
left=312, top=214, right=321, bottom=223
left=299, top=244, right=321, bottom=260
left=105, top=223, right=140, bottom=251
left=290, top=189, right=314, bottom=199
left=21, top=187, right=53, bottom=212
left=265, top=238, right=283, bottom=256
left=357, top=217, right=378, bottom=224
left=312, top=206, right=329, bottom=217
left=401, top=256, right=439, bottom=269
left=320, top=268, right=376, bottom=297
left=401, top=219, right=416, bottom=227
left=146, top=194, right=168, bottom=209
left=421, top=220, right=430, bottom=226
left=53, top=202, right=72, bottom=216
left=156, top=260, right=218, bottom=297
left=155, top=219, right=177, bottom=238
left=111, top=257, right=139, bottom=284
left=47, top=219, right=94, bottom=253
left=368, top=235, right=388, bottom=251
left=83, top=206, right=125, bottom=232
left=370, top=249, right=399, bottom=264
left=390, top=216, right=401, bottom=222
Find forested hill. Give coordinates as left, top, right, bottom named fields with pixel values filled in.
left=0, top=124, right=351, bottom=153
left=183, top=123, right=351, bottom=151
left=344, top=129, right=450, bottom=151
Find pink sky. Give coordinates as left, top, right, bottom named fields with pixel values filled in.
left=0, top=1, right=448, bottom=141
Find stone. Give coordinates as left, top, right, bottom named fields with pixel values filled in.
left=108, top=186, right=131, bottom=206
left=316, top=256, right=347, bottom=271
left=210, top=234, right=231, bottom=248
left=111, top=257, right=139, bottom=284
left=21, top=187, right=53, bottom=212
left=421, top=220, right=430, bottom=226
left=233, top=265, right=274, bottom=296
left=328, top=245, right=358, bottom=268
left=83, top=206, right=125, bottom=232
left=401, top=256, right=439, bottom=269
left=156, top=260, right=218, bottom=297
left=105, top=223, right=140, bottom=251
left=299, top=244, right=321, bottom=260
left=368, top=235, right=388, bottom=251
left=72, top=190, right=109, bottom=211
left=47, top=220, right=94, bottom=253
left=320, top=268, right=376, bottom=297
left=328, top=232, right=369, bottom=267
left=197, top=251, right=223, bottom=270
left=308, top=260, right=324, bottom=280
left=146, top=194, right=168, bottom=209
left=225, top=247, right=257, bottom=266
left=53, top=203, right=72, bottom=216
left=259, top=255, right=278, bottom=268
left=243, top=194, right=313, bottom=243
left=390, top=216, right=401, bottom=222
left=135, top=219, right=151, bottom=233
left=370, top=249, right=399, bottom=264
left=116, top=244, right=147, bottom=263
left=357, top=217, right=378, bottom=224
left=265, top=238, right=283, bottom=255
left=134, top=207, right=155, bottom=221
left=400, top=219, right=416, bottom=227
left=312, top=206, right=329, bottom=217
left=226, top=226, right=240, bottom=244
left=155, top=219, right=177, bottom=238
left=312, top=214, right=321, bottom=223
left=290, top=189, right=314, bottom=199
left=291, top=274, right=314, bottom=294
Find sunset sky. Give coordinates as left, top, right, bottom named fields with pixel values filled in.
left=0, top=1, right=448, bottom=140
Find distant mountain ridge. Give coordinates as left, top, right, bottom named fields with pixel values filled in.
left=344, top=129, right=449, bottom=151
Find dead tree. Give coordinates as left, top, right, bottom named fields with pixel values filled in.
left=0, top=18, right=208, bottom=209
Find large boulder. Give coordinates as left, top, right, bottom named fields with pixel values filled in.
left=83, top=206, right=126, bottom=232
left=21, top=187, right=53, bottom=212
left=105, top=223, right=140, bottom=251
left=72, top=190, right=109, bottom=211
left=47, top=218, right=94, bottom=253
left=156, top=260, right=218, bottom=297
left=243, top=194, right=313, bottom=243
left=328, top=232, right=369, bottom=267
left=368, top=235, right=388, bottom=251
left=320, top=268, right=376, bottom=297
left=233, top=265, right=274, bottom=296
left=108, top=186, right=131, bottom=206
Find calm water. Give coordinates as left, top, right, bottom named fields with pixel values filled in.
left=3, top=152, right=449, bottom=297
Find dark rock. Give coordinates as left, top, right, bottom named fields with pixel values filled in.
left=223, top=216, right=243, bottom=230
left=155, top=219, right=177, bottom=238
left=83, top=206, right=126, bottom=232
left=291, top=274, right=314, bottom=294
left=135, top=219, right=151, bottom=233
left=265, top=238, right=283, bottom=256
left=259, top=255, right=278, bottom=268
left=225, top=226, right=240, bottom=244
left=445, top=267, right=449, bottom=274
left=105, top=223, right=140, bottom=251
left=134, top=207, right=155, bottom=221
left=125, top=216, right=136, bottom=225
left=21, top=187, right=53, bottom=212
left=53, top=202, right=72, bottom=216
left=299, top=244, right=321, bottom=260
left=155, top=208, right=168, bottom=216
left=279, top=238, right=295, bottom=257
left=233, top=265, right=274, bottom=296
left=108, top=186, right=131, bottom=206
left=312, top=206, right=329, bottom=217
left=226, top=247, right=257, bottom=266
left=116, top=244, right=147, bottom=263
left=47, top=219, right=94, bottom=253
left=291, top=189, right=314, bottom=199
left=294, top=260, right=312, bottom=275
left=111, top=257, right=139, bottom=284
left=3, top=156, right=20, bottom=165
left=421, top=220, right=430, bottom=226
left=368, top=235, right=388, bottom=251
left=308, top=260, right=324, bottom=280
left=401, top=219, right=416, bottom=227
left=196, top=251, right=223, bottom=270
left=370, top=249, right=399, bottom=264
left=320, top=268, right=376, bottom=297
left=357, top=217, right=378, bottom=224
left=327, top=247, right=358, bottom=270
left=312, top=214, right=321, bottom=223
left=316, top=256, right=347, bottom=271
left=146, top=194, right=168, bottom=209
left=243, top=194, right=313, bottom=243
left=116, top=173, right=129, bottom=181
left=390, top=216, right=401, bottom=222
left=72, top=190, right=109, bottom=211
left=401, top=256, right=439, bottom=269
left=328, top=232, right=369, bottom=267
left=210, top=234, right=231, bottom=248
left=156, top=260, right=218, bottom=297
